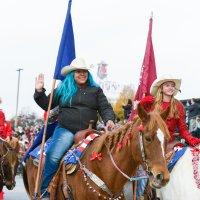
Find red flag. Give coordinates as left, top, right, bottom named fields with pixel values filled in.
left=134, top=16, right=157, bottom=100
left=129, top=16, right=157, bottom=121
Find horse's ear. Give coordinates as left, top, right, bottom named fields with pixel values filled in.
left=160, top=106, right=170, bottom=121
left=137, top=103, right=150, bottom=123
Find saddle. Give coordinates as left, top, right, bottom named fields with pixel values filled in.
left=30, top=121, right=103, bottom=199
left=65, top=126, right=94, bottom=175
left=73, top=120, right=101, bottom=144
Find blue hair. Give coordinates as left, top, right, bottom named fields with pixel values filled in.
left=54, top=71, right=99, bottom=105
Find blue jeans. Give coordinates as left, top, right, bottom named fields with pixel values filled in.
left=137, top=178, right=148, bottom=198
left=40, top=124, right=74, bottom=197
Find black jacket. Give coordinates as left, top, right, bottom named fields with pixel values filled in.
left=188, top=103, right=200, bottom=119
left=122, top=104, right=132, bottom=120
left=34, top=86, right=115, bottom=134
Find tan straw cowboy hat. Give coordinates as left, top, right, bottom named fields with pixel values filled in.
left=61, top=58, right=91, bottom=76
left=150, top=76, right=181, bottom=96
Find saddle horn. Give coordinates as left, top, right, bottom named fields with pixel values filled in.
left=88, top=120, right=94, bottom=129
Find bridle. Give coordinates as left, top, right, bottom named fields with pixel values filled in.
left=106, top=130, right=150, bottom=182
left=138, top=131, right=150, bottom=173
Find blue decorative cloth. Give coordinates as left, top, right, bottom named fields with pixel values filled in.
left=63, top=148, right=82, bottom=164
left=29, top=140, right=82, bottom=165
left=29, top=138, right=52, bottom=159
left=23, top=122, right=57, bottom=162
left=168, top=147, right=187, bottom=172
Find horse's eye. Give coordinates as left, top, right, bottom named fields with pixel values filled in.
left=145, top=136, right=152, bottom=143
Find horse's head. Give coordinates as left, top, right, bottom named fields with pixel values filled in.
left=6, top=136, right=20, bottom=153
left=0, top=139, right=19, bottom=190
left=136, top=103, right=170, bottom=188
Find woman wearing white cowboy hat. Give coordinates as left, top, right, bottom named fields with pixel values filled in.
left=131, top=75, right=200, bottom=200
left=34, top=58, right=115, bottom=199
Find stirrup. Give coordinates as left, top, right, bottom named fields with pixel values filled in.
left=138, top=196, right=145, bottom=200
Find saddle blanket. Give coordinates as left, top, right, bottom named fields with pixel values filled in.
left=168, top=147, right=187, bottom=172
left=29, top=133, right=99, bottom=165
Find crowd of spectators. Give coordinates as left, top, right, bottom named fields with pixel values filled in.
left=13, top=113, right=44, bottom=157
left=182, top=98, right=200, bottom=138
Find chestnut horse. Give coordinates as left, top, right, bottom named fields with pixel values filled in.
left=0, top=137, right=19, bottom=191
left=23, top=104, right=170, bottom=200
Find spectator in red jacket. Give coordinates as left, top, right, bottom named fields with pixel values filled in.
left=0, top=109, right=12, bottom=140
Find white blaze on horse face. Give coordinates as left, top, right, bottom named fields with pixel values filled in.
left=157, top=129, right=165, bottom=157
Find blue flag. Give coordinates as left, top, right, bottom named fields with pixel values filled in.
left=53, top=0, right=76, bottom=80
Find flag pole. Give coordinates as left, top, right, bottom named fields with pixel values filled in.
left=34, top=79, right=56, bottom=199
left=33, top=0, right=75, bottom=198
left=129, top=14, right=157, bottom=121
left=151, top=11, right=153, bottom=18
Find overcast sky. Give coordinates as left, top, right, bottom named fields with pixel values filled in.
left=0, top=0, right=200, bottom=119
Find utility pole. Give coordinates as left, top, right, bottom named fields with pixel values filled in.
left=15, top=68, right=23, bottom=130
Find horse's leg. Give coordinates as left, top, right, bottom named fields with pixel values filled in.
left=23, top=158, right=39, bottom=200
left=55, top=176, right=89, bottom=200
left=22, top=165, right=30, bottom=197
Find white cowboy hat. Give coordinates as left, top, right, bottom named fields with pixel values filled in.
left=61, top=58, right=90, bottom=76
left=150, top=76, right=181, bottom=96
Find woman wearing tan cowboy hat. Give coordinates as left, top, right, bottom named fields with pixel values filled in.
left=131, top=76, right=200, bottom=200
left=138, top=76, right=200, bottom=147
left=34, top=58, right=115, bottom=199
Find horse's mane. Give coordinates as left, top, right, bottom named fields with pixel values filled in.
left=92, top=119, right=138, bottom=154
left=147, top=111, right=170, bottom=140
left=91, top=111, right=170, bottom=154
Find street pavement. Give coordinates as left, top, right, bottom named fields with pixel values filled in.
left=4, top=175, right=29, bottom=200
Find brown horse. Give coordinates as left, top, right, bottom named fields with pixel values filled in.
left=0, top=137, right=19, bottom=191
left=23, top=104, right=170, bottom=200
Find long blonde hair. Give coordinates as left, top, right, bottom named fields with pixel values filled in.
left=154, top=87, right=179, bottom=118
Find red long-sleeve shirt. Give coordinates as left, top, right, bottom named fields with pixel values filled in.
left=138, top=96, right=200, bottom=146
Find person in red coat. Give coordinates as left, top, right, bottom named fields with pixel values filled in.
left=137, top=76, right=200, bottom=148
left=0, top=105, right=12, bottom=199
left=0, top=109, right=12, bottom=140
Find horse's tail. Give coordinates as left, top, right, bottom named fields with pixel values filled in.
left=22, top=164, right=31, bottom=198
